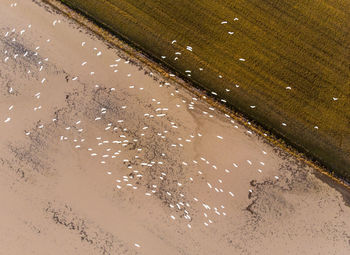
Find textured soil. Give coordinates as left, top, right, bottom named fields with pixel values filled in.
left=0, top=1, right=349, bottom=254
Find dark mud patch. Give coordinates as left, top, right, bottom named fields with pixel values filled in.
left=44, top=201, right=137, bottom=255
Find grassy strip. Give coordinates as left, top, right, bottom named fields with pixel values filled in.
left=52, top=0, right=349, bottom=182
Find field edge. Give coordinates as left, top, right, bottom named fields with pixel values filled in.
left=40, top=0, right=350, bottom=191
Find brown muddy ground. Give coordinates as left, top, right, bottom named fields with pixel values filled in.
left=0, top=1, right=349, bottom=254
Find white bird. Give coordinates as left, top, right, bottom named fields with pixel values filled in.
left=250, top=105, right=256, bottom=109
left=333, top=97, right=338, bottom=101
left=171, top=40, right=176, bottom=44
left=221, top=21, right=228, bottom=24
left=228, top=31, right=234, bottom=35
left=4, top=117, right=11, bottom=123
left=239, top=58, right=246, bottom=61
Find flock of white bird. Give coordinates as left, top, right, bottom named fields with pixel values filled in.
left=2, top=1, right=340, bottom=250
left=1, top=12, right=258, bottom=231
left=158, top=18, right=340, bottom=131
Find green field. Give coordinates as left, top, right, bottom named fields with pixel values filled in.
left=59, top=0, right=350, bottom=181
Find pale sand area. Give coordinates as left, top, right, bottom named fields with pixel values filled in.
left=0, top=1, right=349, bottom=254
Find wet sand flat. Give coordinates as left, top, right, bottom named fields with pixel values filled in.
left=0, top=1, right=349, bottom=254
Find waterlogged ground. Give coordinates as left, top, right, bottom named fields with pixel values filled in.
left=0, top=1, right=349, bottom=254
